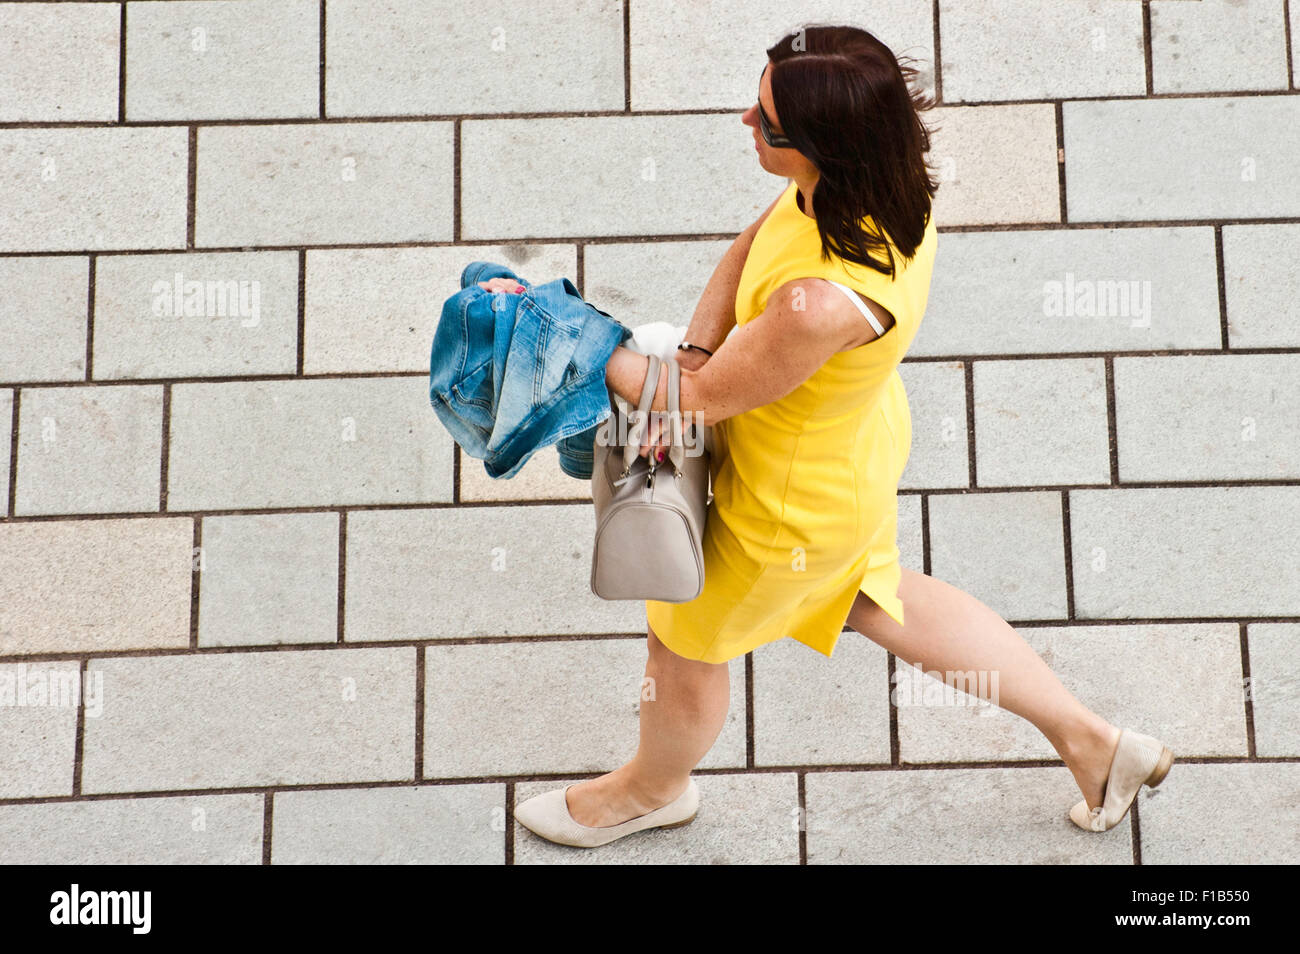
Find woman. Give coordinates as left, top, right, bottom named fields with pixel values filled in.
left=500, top=25, right=1174, bottom=849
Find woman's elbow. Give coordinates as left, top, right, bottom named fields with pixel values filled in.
left=680, top=368, right=727, bottom=429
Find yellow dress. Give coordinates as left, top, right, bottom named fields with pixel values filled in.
left=645, top=178, right=938, bottom=663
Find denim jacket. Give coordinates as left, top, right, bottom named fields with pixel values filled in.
left=429, top=260, right=634, bottom=480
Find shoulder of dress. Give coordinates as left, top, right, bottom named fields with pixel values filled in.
left=764, top=276, right=890, bottom=326
left=780, top=269, right=898, bottom=307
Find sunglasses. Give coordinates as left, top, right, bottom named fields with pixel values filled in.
left=757, top=66, right=794, bottom=148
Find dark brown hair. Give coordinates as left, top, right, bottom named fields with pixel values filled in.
left=766, top=24, right=941, bottom=279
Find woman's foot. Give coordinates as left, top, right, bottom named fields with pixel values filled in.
left=563, top=764, right=690, bottom=828
left=1060, top=720, right=1122, bottom=811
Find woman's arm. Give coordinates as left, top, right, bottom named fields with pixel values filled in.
left=678, top=191, right=783, bottom=352
left=605, top=278, right=878, bottom=430
left=603, top=188, right=791, bottom=453
left=678, top=223, right=756, bottom=353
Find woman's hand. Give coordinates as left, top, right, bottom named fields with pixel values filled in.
left=638, top=349, right=709, bottom=464
left=477, top=278, right=525, bottom=294
left=474, top=284, right=709, bottom=466
left=638, top=409, right=673, bottom=464
left=480, top=277, right=666, bottom=457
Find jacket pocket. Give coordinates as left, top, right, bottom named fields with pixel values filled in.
left=448, top=360, right=496, bottom=431
left=532, top=318, right=583, bottom=403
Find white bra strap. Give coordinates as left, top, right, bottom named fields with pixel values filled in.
left=823, top=279, right=886, bottom=337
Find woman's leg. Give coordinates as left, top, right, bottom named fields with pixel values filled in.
left=564, top=625, right=731, bottom=827
left=847, top=568, right=1121, bottom=810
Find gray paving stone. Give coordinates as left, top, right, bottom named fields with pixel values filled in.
left=752, top=633, right=891, bottom=767
left=197, top=511, right=339, bottom=647
left=630, top=0, right=936, bottom=109
left=974, top=358, right=1110, bottom=487
left=939, top=0, right=1145, bottom=102
left=461, top=115, right=778, bottom=240
left=0, top=128, right=189, bottom=253
left=513, top=770, right=799, bottom=864
left=126, top=0, right=319, bottom=121
left=1114, top=354, right=1300, bottom=481
left=806, top=765, right=1131, bottom=863
left=1294, top=0, right=1300, bottom=86
left=458, top=445, right=592, bottom=503
left=0, top=389, right=10, bottom=511
left=927, top=491, right=1069, bottom=620
left=14, top=384, right=163, bottom=516
left=0, top=517, right=193, bottom=656
left=93, top=251, right=300, bottom=379
left=422, top=640, right=746, bottom=778
left=913, top=227, right=1221, bottom=357
left=271, top=783, right=505, bottom=864
left=1245, top=623, right=1300, bottom=757
left=194, top=122, right=454, bottom=247
left=0, top=3, right=120, bottom=121
left=166, top=376, right=454, bottom=510
left=0, top=256, right=88, bottom=383
left=928, top=104, right=1060, bottom=226
left=1150, top=0, right=1291, bottom=94
left=895, top=623, right=1246, bottom=763
left=325, top=0, right=622, bottom=116
left=897, top=492, right=923, bottom=572
left=1138, top=762, right=1300, bottom=864
left=896, top=362, right=969, bottom=489
left=1222, top=223, right=1300, bottom=348
left=583, top=239, right=733, bottom=333
left=1068, top=486, right=1300, bottom=618
left=344, top=505, right=641, bottom=640
left=305, top=244, right=576, bottom=374
left=0, top=661, right=80, bottom=798
left=82, top=647, right=417, bottom=793
left=0, top=793, right=264, bottom=864
left=1063, top=97, right=1300, bottom=221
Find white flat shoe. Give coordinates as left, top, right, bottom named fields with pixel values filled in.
left=514, top=778, right=699, bottom=848
left=1068, top=728, right=1175, bottom=832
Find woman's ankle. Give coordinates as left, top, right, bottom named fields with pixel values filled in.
left=1055, top=714, right=1119, bottom=765
left=620, top=763, right=692, bottom=806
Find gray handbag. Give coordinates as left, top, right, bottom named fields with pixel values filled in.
left=591, top=352, right=711, bottom=602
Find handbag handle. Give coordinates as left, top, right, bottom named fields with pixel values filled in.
left=617, top=352, right=694, bottom=479
left=664, top=356, right=687, bottom=475
left=620, top=353, right=663, bottom=477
